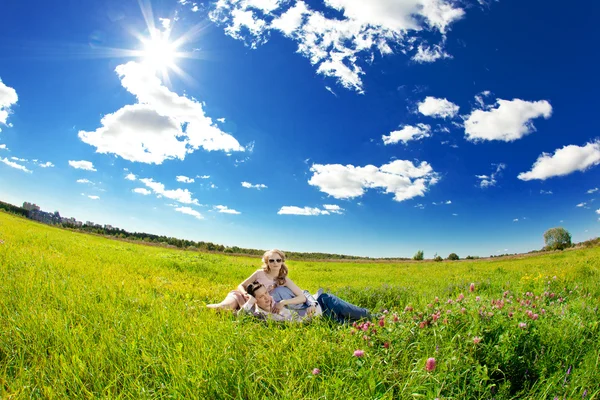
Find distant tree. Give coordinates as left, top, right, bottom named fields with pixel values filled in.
left=413, top=250, right=424, bottom=261
left=447, top=253, right=459, bottom=261
left=434, top=255, right=443, bottom=262
left=543, top=227, right=572, bottom=251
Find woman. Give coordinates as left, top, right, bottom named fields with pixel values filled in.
left=207, top=249, right=306, bottom=311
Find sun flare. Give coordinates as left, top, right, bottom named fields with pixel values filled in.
left=140, top=33, right=180, bottom=71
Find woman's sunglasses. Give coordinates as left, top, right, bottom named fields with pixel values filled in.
left=268, top=258, right=283, bottom=263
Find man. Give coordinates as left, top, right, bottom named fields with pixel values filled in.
left=240, top=281, right=371, bottom=323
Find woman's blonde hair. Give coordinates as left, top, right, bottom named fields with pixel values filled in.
left=262, top=249, right=288, bottom=286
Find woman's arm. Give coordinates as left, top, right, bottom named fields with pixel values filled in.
left=278, top=278, right=306, bottom=306
left=236, top=270, right=260, bottom=294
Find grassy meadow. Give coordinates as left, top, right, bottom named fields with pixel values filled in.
left=0, top=211, right=599, bottom=399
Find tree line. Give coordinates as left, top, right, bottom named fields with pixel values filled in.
left=0, top=201, right=592, bottom=261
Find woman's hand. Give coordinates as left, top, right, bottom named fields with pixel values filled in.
left=306, top=305, right=317, bottom=316
left=273, top=300, right=286, bottom=312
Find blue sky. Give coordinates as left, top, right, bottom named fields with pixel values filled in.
left=1, top=0, right=599, bottom=258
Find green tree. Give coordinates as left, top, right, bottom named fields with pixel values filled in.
left=413, top=250, right=424, bottom=261
left=447, top=253, right=459, bottom=261
left=543, top=227, right=572, bottom=250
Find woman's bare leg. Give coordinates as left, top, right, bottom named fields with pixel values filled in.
left=207, top=294, right=238, bottom=310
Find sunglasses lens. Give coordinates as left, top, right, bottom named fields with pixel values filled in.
left=269, top=259, right=282, bottom=263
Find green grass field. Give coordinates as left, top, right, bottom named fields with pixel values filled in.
left=1, top=211, right=598, bottom=399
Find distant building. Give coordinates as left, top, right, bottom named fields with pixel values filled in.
left=28, top=209, right=61, bottom=225
left=23, top=202, right=40, bottom=211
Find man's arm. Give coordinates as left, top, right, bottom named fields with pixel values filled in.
left=237, top=296, right=257, bottom=316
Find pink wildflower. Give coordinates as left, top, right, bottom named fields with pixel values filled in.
left=379, top=318, right=385, bottom=328
left=469, top=283, right=475, bottom=292
left=532, top=313, right=539, bottom=320
left=476, top=296, right=481, bottom=302
left=457, top=293, right=465, bottom=302
left=312, top=368, right=321, bottom=375
left=447, top=299, right=453, bottom=304
left=519, top=322, right=527, bottom=329
left=473, top=336, right=481, bottom=344
left=383, top=342, right=390, bottom=349
left=434, top=297, right=439, bottom=303
left=461, top=307, right=466, bottom=314
left=353, top=349, right=365, bottom=358
left=404, top=306, right=413, bottom=312
left=425, top=357, right=436, bottom=372
left=393, top=314, right=400, bottom=322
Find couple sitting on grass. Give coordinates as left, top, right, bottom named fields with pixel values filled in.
left=207, top=249, right=372, bottom=323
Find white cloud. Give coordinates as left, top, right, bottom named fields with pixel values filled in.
left=518, top=141, right=600, bottom=181
left=214, top=205, right=241, bottom=214
left=0, top=144, right=7, bottom=150
left=241, top=181, right=268, bottom=189
left=125, top=173, right=137, bottom=181
left=415, top=203, right=425, bottom=209
left=139, top=178, right=200, bottom=205
left=177, top=175, right=195, bottom=183
left=79, top=61, right=244, bottom=164
left=418, top=96, right=459, bottom=118
left=0, top=157, right=31, bottom=173
left=382, top=124, right=431, bottom=145
left=196, top=175, right=210, bottom=179
left=69, top=160, right=96, bottom=171
left=0, top=79, right=18, bottom=130
left=412, top=44, right=451, bottom=63
left=277, top=206, right=327, bottom=216
left=322, top=204, right=345, bottom=214
left=88, top=195, right=100, bottom=200
left=513, top=218, right=519, bottom=222
left=576, top=202, right=586, bottom=208
left=38, top=161, right=54, bottom=168
left=540, top=190, right=553, bottom=195
left=210, top=0, right=466, bottom=93
left=175, top=206, right=204, bottom=220
left=596, top=209, right=600, bottom=215
left=132, top=188, right=151, bottom=195
left=217, top=117, right=226, bottom=123
left=476, top=163, right=505, bottom=188
left=308, top=159, right=439, bottom=202
left=445, top=200, right=452, bottom=204
left=77, top=179, right=93, bottom=184
left=159, top=18, right=171, bottom=30
left=587, top=188, right=598, bottom=194
left=464, top=98, right=552, bottom=142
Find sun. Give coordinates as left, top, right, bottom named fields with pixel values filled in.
left=139, top=31, right=180, bottom=71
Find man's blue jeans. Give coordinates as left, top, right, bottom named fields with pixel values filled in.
left=317, top=293, right=371, bottom=323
